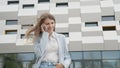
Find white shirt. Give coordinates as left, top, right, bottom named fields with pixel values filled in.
left=42, top=33, right=59, bottom=62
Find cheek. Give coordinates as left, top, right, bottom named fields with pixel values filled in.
left=52, top=24, right=55, bottom=28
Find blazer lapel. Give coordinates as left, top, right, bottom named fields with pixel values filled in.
left=55, top=32, right=63, bottom=63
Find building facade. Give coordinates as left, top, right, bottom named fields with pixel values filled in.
left=0, top=0, right=120, bottom=68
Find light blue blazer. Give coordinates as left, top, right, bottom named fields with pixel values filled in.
left=34, top=32, right=71, bottom=68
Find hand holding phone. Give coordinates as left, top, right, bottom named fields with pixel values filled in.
left=41, top=24, right=48, bottom=32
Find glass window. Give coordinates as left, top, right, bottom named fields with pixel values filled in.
left=23, top=4, right=34, bottom=9
left=70, top=61, right=82, bottom=68
left=103, top=26, right=116, bottom=31
left=74, top=61, right=82, bottom=68
left=56, top=2, right=68, bottom=7
left=22, top=61, right=33, bottom=68
left=93, top=61, right=101, bottom=68
left=5, top=30, right=17, bottom=34
left=38, top=0, right=50, bottom=3
left=6, top=20, right=18, bottom=25
left=102, top=51, right=120, bottom=59
left=85, top=22, right=98, bottom=27
left=102, top=16, right=115, bottom=21
left=103, top=60, right=120, bottom=68
left=84, top=60, right=101, bottom=68
left=70, top=52, right=82, bottom=60
left=21, top=34, right=25, bottom=39
left=3, top=54, right=21, bottom=68
left=0, top=54, right=4, bottom=62
left=84, top=61, right=93, bottom=68
left=17, top=53, right=34, bottom=61
left=58, top=32, right=69, bottom=37
left=69, top=62, right=74, bottom=68
left=21, top=24, right=33, bottom=29
left=83, top=51, right=101, bottom=59
left=1, top=53, right=35, bottom=68
left=8, top=1, right=19, bottom=5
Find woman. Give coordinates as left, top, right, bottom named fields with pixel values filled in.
left=26, top=13, right=71, bottom=68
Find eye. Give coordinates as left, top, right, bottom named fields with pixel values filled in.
left=51, top=22, right=54, bottom=24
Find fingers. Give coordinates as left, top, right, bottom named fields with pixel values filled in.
left=41, top=24, right=48, bottom=32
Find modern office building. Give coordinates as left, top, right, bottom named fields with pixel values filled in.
left=0, top=0, right=120, bottom=68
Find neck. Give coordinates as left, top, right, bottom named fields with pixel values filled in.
left=49, top=31, right=53, bottom=37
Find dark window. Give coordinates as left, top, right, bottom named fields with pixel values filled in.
left=58, top=32, right=69, bottom=37
left=23, top=4, right=34, bottom=9
left=21, top=24, right=33, bottom=29
left=21, top=34, right=25, bottom=39
left=6, top=20, right=18, bottom=25
left=8, top=1, right=19, bottom=5
left=38, top=0, right=50, bottom=3
left=103, top=26, right=116, bottom=31
left=5, top=30, right=17, bottom=34
left=85, top=22, right=98, bottom=27
left=56, top=2, right=68, bottom=7
left=102, top=16, right=115, bottom=21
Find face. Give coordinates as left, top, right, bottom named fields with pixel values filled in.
left=43, top=18, right=55, bottom=34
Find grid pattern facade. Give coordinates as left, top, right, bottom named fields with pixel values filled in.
left=0, top=0, right=120, bottom=52
left=0, top=0, right=120, bottom=68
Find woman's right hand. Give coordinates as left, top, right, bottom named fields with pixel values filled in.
left=41, top=24, right=48, bottom=32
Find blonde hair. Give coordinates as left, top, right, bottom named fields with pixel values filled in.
left=25, top=13, right=56, bottom=42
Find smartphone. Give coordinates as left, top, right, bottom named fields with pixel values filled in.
left=41, top=24, right=47, bottom=31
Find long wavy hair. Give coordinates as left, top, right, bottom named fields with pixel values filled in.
left=25, top=13, right=56, bottom=42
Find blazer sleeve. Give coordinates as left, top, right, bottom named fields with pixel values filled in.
left=34, top=32, right=49, bottom=58
left=61, top=35, right=71, bottom=68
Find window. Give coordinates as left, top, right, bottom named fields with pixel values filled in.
left=103, top=26, right=116, bottom=31
left=6, top=20, right=18, bottom=25
left=23, top=4, right=34, bottom=9
left=17, top=53, right=34, bottom=61
left=70, top=52, right=82, bottom=60
left=38, top=0, right=50, bottom=3
left=5, top=30, right=17, bottom=34
left=83, top=52, right=101, bottom=59
left=102, top=16, right=115, bottom=21
left=8, top=1, right=19, bottom=5
left=21, top=34, right=25, bottom=39
left=21, top=24, right=33, bottom=29
left=58, top=32, right=69, bottom=37
left=85, top=22, right=98, bottom=27
left=56, top=2, right=68, bottom=7
left=102, top=51, right=120, bottom=59
left=103, top=60, right=119, bottom=68
left=0, top=53, right=35, bottom=68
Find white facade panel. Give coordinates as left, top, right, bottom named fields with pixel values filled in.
left=69, top=32, right=82, bottom=41
left=102, top=21, right=116, bottom=26
left=0, top=35, right=17, bottom=43
left=82, top=36, right=104, bottom=44
left=69, top=2, right=80, bottom=9
left=103, top=31, right=118, bottom=40
left=38, top=3, right=50, bottom=10
left=69, top=17, right=81, bottom=24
